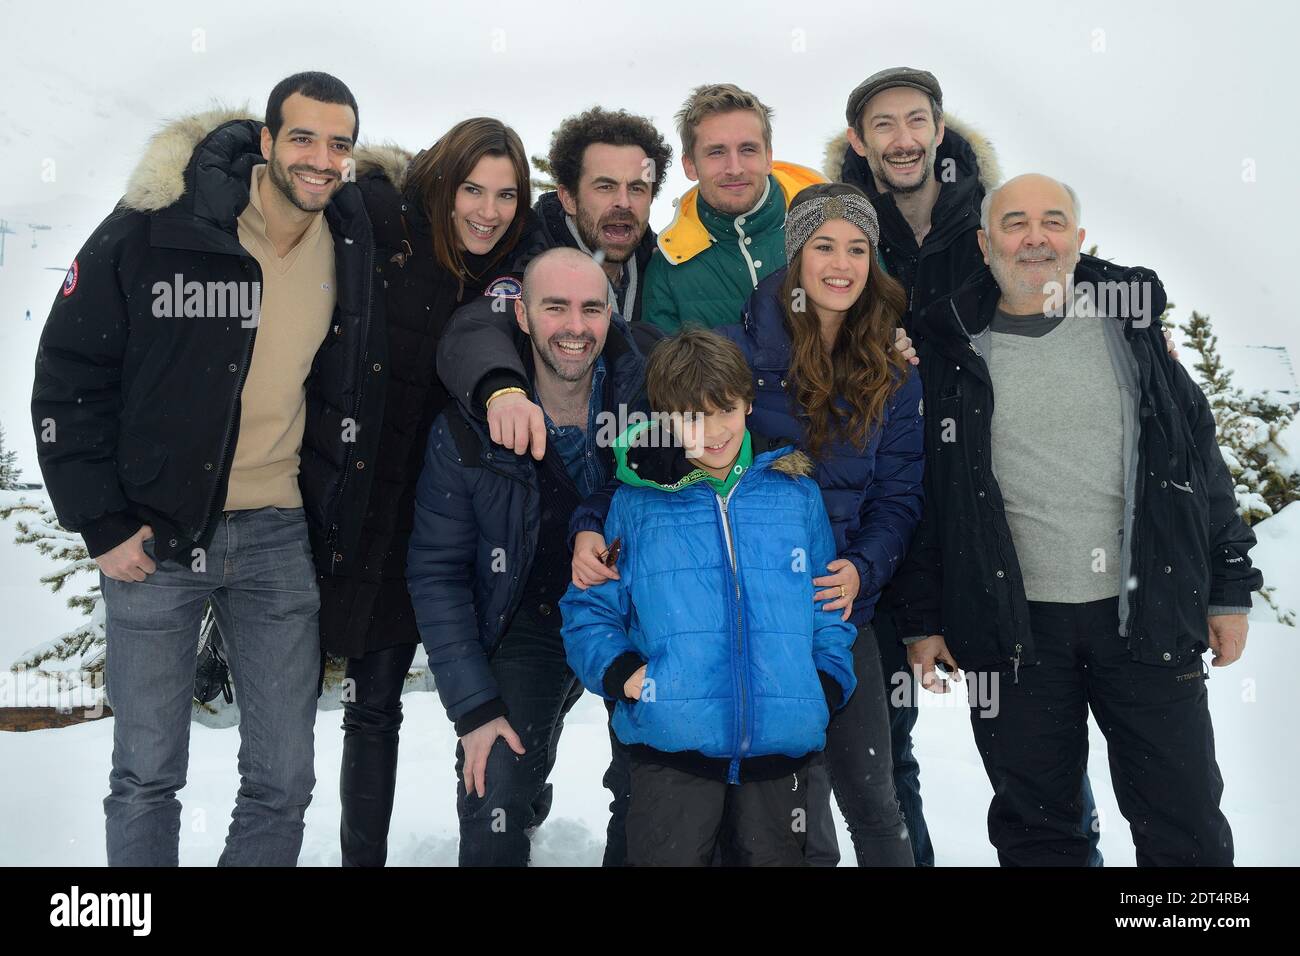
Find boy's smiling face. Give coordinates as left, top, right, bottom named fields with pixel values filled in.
left=677, top=398, right=751, bottom=480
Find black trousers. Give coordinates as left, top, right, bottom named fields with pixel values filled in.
left=339, top=641, right=417, bottom=867
left=452, top=608, right=585, bottom=867
left=626, top=761, right=809, bottom=866
left=602, top=699, right=633, bottom=866
left=968, top=596, right=1233, bottom=866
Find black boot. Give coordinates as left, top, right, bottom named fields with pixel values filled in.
left=339, top=721, right=401, bottom=867
left=338, top=643, right=415, bottom=867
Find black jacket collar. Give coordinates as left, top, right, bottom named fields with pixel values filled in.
left=533, top=191, right=658, bottom=274
left=842, top=126, right=986, bottom=252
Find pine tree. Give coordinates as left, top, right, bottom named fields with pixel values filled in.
left=1179, top=310, right=1300, bottom=523
left=1178, top=310, right=1299, bottom=627
left=531, top=154, right=556, bottom=194
left=0, top=499, right=236, bottom=715
left=0, top=423, right=22, bottom=490
left=0, top=498, right=106, bottom=705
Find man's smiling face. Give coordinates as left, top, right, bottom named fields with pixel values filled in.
left=848, top=86, right=943, bottom=196
left=261, top=92, right=356, bottom=213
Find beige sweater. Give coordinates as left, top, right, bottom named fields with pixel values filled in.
left=224, top=165, right=336, bottom=511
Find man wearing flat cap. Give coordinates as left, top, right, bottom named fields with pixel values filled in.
left=827, top=67, right=1116, bottom=868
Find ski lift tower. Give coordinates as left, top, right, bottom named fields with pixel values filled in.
left=0, top=219, right=16, bottom=267
left=29, top=223, right=51, bottom=248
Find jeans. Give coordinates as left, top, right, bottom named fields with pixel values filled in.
left=339, top=641, right=418, bottom=867
left=101, top=507, right=320, bottom=866
left=455, top=607, right=585, bottom=866
left=806, top=623, right=915, bottom=867
left=969, top=597, right=1233, bottom=866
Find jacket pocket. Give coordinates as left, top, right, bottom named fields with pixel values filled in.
left=626, top=658, right=657, bottom=725
left=267, top=505, right=307, bottom=522
left=116, top=429, right=168, bottom=486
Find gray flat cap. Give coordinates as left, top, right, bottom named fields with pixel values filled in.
left=845, top=67, right=943, bottom=126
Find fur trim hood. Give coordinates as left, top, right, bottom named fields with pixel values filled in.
left=770, top=448, right=814, bottom=478
left=353, top=141, right=415, bottom=191
left=821, top=113, right=1002, bottom=192
left=123, top=105, right=259, bottom=213
left=121, top=104, right=412, bottom=213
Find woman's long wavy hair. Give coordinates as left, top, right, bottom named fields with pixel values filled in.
left=404, top=117, right=532, bottom=281
left=779, top=187, right=909, bottom=461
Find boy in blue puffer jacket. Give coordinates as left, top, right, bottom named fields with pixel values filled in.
left=561, top=329, right=857, bottom=866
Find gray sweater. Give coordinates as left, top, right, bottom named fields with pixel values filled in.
left=988, top=308, right=1126, bottom=603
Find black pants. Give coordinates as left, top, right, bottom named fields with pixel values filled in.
left=805, top=623, right=915, bottom=867
left=874, top=612, right=935, bottom=865
left=602, top=699, right=633, bottom=866
left=454, top=608, right=586, bottom=866
left=969, top=597, right=1233, bottom=866
left=626, top=761, right=809, bottom=866
left=339, top=641, right=417, bottom=867
left=874, top=618, right=1101, bottom=866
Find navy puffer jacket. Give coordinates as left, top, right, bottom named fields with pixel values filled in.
left=405, top=320, right=649, bottom=728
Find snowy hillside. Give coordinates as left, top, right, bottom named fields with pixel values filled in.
left=0, top=200, right=94, bottom=486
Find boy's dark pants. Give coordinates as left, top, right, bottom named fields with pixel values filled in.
left=969, top=596, right=1233, bottom=867
left=626, top=761, right=809, bottom=866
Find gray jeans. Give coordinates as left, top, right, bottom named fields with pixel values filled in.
left=101, top=507, right=320, bottom=866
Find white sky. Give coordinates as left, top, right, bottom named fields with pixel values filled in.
left=2, top=0, right=1298, bottom=362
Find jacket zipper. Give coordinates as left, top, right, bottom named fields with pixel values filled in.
left=1117, top=349, right=1144, bottom=646
left=1126, top=424, right=1147, bottom=653
left=716, top=483, right=750, bottom=784
left=949, top=300, right=984, bottom=359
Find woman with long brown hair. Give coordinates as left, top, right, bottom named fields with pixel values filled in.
left=320, top=117, right=533, bottom=866
left=722, top=181, right=923, bottom=866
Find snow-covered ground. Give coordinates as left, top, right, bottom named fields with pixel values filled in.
left=1, top=501, right=1296, bottom=866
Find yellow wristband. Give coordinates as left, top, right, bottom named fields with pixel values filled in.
left=486, top=386, right=527, bottom=407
